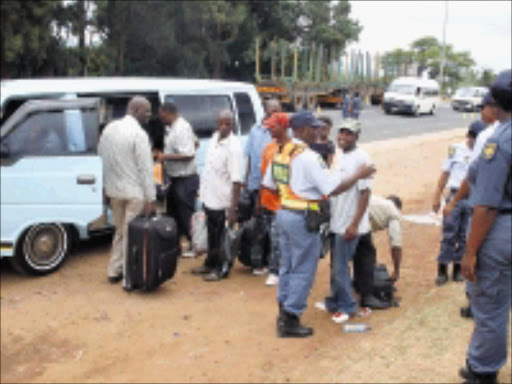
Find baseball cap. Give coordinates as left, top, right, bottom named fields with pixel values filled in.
left=264, top=112, right=289, bottom=129
left=468, top=120, right=486, bottom=137
left=290, top=111, right=323, bottom=130
left=337, top=118, right=361, bottom=134
left=481, top=92, right=496, bottom=106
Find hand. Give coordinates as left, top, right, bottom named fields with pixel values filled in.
left=153, top=149, right=162, bottom=161
left=390, top=271, right=399, bottom=282
left=343, top=223, right=358, bottom=241
left=356, top=164, right=376, bottom=179
left=142, top=201, right=156, bottom=216
left=432, top=198, right=441, bottom=213
left=461, top=252, right=477, bottom=282
left=227, top=208, right=237, bottom=228
left=442, top=201, right=455, bottom=218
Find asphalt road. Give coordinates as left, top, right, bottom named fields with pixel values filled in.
left=321, top=102, right=479, bottom=143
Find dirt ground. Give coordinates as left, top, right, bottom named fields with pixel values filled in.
left=1, top=128, right=511, bottom=384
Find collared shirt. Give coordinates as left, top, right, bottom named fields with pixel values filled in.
left=163, top=116, right=197, bottom=177
left=262, top=138, right=341, bottom=200
left=98, top=115, right=156, bottom=201
left=368, top=195, right=402, bottom=248
left=245, top=123, right=272, bottom=191
left=329, top=147, right=373, bottom=235
left=469, top=118, right=511, bottom=210
left=441, top=142, right=473, bottom=190
left=200, top=131, right=242, bottom=210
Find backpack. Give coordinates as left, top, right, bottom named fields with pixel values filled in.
left=238, top=216, right=270, bottom=268
left=373, top=264, right=399, bottom=308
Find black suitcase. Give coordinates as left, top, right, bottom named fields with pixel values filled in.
left=373, top=264, right=398, bottom=307
left=126, top=214, right=179, bottom=291
left=238, top=216, right=270, bottom=268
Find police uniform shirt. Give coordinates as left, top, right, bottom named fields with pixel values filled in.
left=469, top=119, right=512, bottom=210
left=262, top=138, right=341, bottom=200
left=442, top=142, right=473, bottom=190
left=469, top=121, right=499, bottom=164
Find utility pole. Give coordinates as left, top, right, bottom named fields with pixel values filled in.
left=439, top=0, right=448, bottom=95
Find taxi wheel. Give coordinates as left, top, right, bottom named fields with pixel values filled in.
left=11, top=224, right=69, bottom=275
left=413, top=105, right=420, bottom=117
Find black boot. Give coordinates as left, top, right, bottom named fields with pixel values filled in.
left=276, top=303, right=284, bottom=330
left=453, top=263, right=464, bottom=282
left=277, top=311, right=313, bottom=338
left=435, top=263, right=448, bottom=286
left=459, top=361, right=497, bottom=384
left=361, top=294, right=390, bottom=309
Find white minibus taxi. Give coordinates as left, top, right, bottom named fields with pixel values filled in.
left=0, top=78, right=264, bottom=274
left=382, top=77, right=440, bottom=116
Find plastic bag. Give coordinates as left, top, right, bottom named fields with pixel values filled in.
left=191, top=210, right=208, bottom=255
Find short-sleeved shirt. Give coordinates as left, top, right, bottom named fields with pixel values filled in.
left=260, top=141, right=281, bottom=211
left=163, top=116, right=197, bottom=177
left=441, top=142, right=472, bottom=190
left=368, top=195, right=402, bottom=248
left=245, top=123, right=272, bottom=191
left=469, top=121, right=499, bottom=164
left=262, top=139, right=342, bottom=200
left=200, top=131, right=242, bottom=210
left=310, top=140, right=335, bottom=164
left=469, top=119, right=512, bottom=210
left=329, top=147, right=373, bottom=235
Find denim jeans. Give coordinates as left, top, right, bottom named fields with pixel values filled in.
left=437, top=192, right=470, bottom=264
left=276, top=210, right=321, bottom=316
left=324, top=234, right=359, bottom=315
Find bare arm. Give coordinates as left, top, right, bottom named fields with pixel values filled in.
left=343, top=189, right=370, bottom=241
left=228, top=182, right=242, bottom=227
left=432, top=172, right=448, bottom=213
left=390, top=246, right=402, bottom=282
left=157, top=153, right=194, bottom=161
left=329, top=164, right=376, bottom=196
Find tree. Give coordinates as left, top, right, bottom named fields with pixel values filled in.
left=478, top=68, right=496, bottom=87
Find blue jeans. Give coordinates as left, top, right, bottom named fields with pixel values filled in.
left=437, top=192, right=470, bottom=264
left=276, top=210, right=321, bottom=316
left=324, top=234, right=359, bottom=315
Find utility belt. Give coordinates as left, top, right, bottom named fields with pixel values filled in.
left=282, top=199, right=330, bottom=233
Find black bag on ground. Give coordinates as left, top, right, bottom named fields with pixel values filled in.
left=373, top=264, right=398, bottom=307
left=238, top=216, right=270, bottom=268
left=126, top=214, right=179, bottom=291
left=219, top=226, right=242, bottom=278
left=237, top=189, right=253, bottom=223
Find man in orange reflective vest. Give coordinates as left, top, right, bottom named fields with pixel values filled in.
left=262, top=111, right=376, bottom=338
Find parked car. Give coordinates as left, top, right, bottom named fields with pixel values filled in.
left=451, top=86, right=488, bottom=112
left=0, top=77, right=264, bottom=275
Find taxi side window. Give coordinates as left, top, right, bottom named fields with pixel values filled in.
left=164, top=95, right=234, bottom=138
left=234, top=92, right=256, bottom=135
left=4, top=109, right=97, bottom=158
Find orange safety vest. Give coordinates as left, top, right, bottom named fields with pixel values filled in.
left=271, top=142, right=320, bottom=212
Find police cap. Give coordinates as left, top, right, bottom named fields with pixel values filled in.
left=468, top=120, right=486, bottom=138
left=481, top=92, right=496, bottom=106
left=490, top=69, right=512, bottom=112
left=290, top=111, right=323, bottom=130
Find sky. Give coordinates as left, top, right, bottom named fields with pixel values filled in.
left=345, top=0, right=512, bottom=73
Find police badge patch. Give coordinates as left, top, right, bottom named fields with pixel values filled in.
left=483, top=143, right=497, bottom=160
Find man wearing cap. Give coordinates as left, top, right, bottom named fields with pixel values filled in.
left=315, top=119, right=375, bottom=322
left=432, top=121, right=480, bottom=285
left=458, top=69, right=511, bottom=384
left=262, top=112, right=376, bottom=338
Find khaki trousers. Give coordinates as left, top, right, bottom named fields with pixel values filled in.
left=108, top=198, right=144, bottom=286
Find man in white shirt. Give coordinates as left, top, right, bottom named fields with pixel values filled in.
left=318, top=119, right=373, bottom=322
left=156, top=102, right=199, bottom=257
left=97, top=96, right=156, bottom=290
left=192, top=110, right=242, bottom=282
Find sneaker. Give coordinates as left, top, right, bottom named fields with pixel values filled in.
left=252, top=267, right=268, bottom=276
left=181, top=250, right=196, bottom=258
left=203, top=270, right=222, bottom=282
left=265, top=273, right=279, bottom=286
left=314, top=301, right=328, bottom=312
left=355, top=307, right=372, bottom=318
left=332, top=312, right=350, bottom=324
left=191, top=265, right=212, bottom=275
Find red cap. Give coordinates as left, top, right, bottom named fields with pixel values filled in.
left=264, top=112, right=289, bottom=129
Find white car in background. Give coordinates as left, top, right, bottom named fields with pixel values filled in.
left=382, top=77, right=440, bottom=116
left=451, top=86, right=488, bottom=112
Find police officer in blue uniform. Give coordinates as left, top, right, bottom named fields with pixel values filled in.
left=262, top=111, right=376, bottom=338
left=433, top=121, right=482, bottom=285
left=459, top=69, right=512, bottom=384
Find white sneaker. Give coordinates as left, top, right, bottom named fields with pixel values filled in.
left=252, top=267, right=268, bottom=276
left=332, top=312, right=350, bottom=324
left=181, top=250, right=196, bottom=258
left=265, top=274, right=279, bottom=286
left=315, top=301, right=327, bottom=312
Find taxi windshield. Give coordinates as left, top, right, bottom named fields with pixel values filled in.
left=388, top=84, right=416, bottom=95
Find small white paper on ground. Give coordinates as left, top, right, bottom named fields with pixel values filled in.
left=402, top=212, right=442, bottom=226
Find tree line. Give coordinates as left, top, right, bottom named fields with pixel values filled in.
left=1, top=0, right=361, bottom=81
